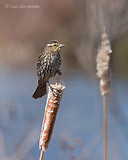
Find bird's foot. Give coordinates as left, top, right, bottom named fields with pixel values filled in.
left=57, top=70, right=62, bottom=75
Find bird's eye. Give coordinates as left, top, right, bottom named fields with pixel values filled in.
left=54, top=44, right=57, bottom=46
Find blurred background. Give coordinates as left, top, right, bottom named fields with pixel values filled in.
left=0, top=0, right=128, bottom=159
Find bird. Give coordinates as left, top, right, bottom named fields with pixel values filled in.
left=32, top=40, right=65, bottom=99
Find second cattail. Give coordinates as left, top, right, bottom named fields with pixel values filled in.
left=96, top=29, right=112, bottom=96
left=96, top=28, right=112, bottom=160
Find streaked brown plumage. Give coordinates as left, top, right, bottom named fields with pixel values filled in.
left=32, top=40, right=65, bottom=99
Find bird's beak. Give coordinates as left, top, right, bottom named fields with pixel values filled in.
left=58, top=43, right=65, bottom=48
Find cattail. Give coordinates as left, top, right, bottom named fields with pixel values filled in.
left=96, top=28, right=112, bottom=96
left=39, top=82, right=65, bottom=160
left=96, top=28, right=112, bottom=160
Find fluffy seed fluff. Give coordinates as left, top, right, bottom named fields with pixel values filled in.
left=96, top=29, right=112, bottom=96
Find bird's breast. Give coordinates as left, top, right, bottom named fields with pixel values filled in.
left=37, top=52, right=61, bottom=83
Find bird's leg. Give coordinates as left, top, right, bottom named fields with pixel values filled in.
left=48, top=81, right=52, bottom=89
left=55, top=69, right=62, bottom=83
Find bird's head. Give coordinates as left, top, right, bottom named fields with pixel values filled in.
left=46, top=40, right=65, bottom=53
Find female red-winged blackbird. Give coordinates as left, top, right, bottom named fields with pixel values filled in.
left=32, top=40, right=65, bottom=99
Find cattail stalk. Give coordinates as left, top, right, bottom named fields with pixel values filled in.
left=39, top=82, right=65, bottom=160
left=96, top=28, right=112, bottom=160
left=39, top=150, right=44, bottom=160
left=103, top=95, right=107, bottom=160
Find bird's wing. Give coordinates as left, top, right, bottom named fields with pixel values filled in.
left=36, top=52, right=47, bottom=80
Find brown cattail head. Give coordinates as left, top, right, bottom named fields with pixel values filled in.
left=96, top=28, right=112, bottom=96
left=39, top=82, right=65, bottom=151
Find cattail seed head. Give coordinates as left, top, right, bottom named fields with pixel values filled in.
left=39, top=82, right=65, bottom=151
left=96, top=29, right=112, bottom=96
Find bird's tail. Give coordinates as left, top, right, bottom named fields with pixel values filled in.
left=32, top=82, right=47, bottom=99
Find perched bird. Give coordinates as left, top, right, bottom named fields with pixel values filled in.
left=32, top=40, right=65, bottom=99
